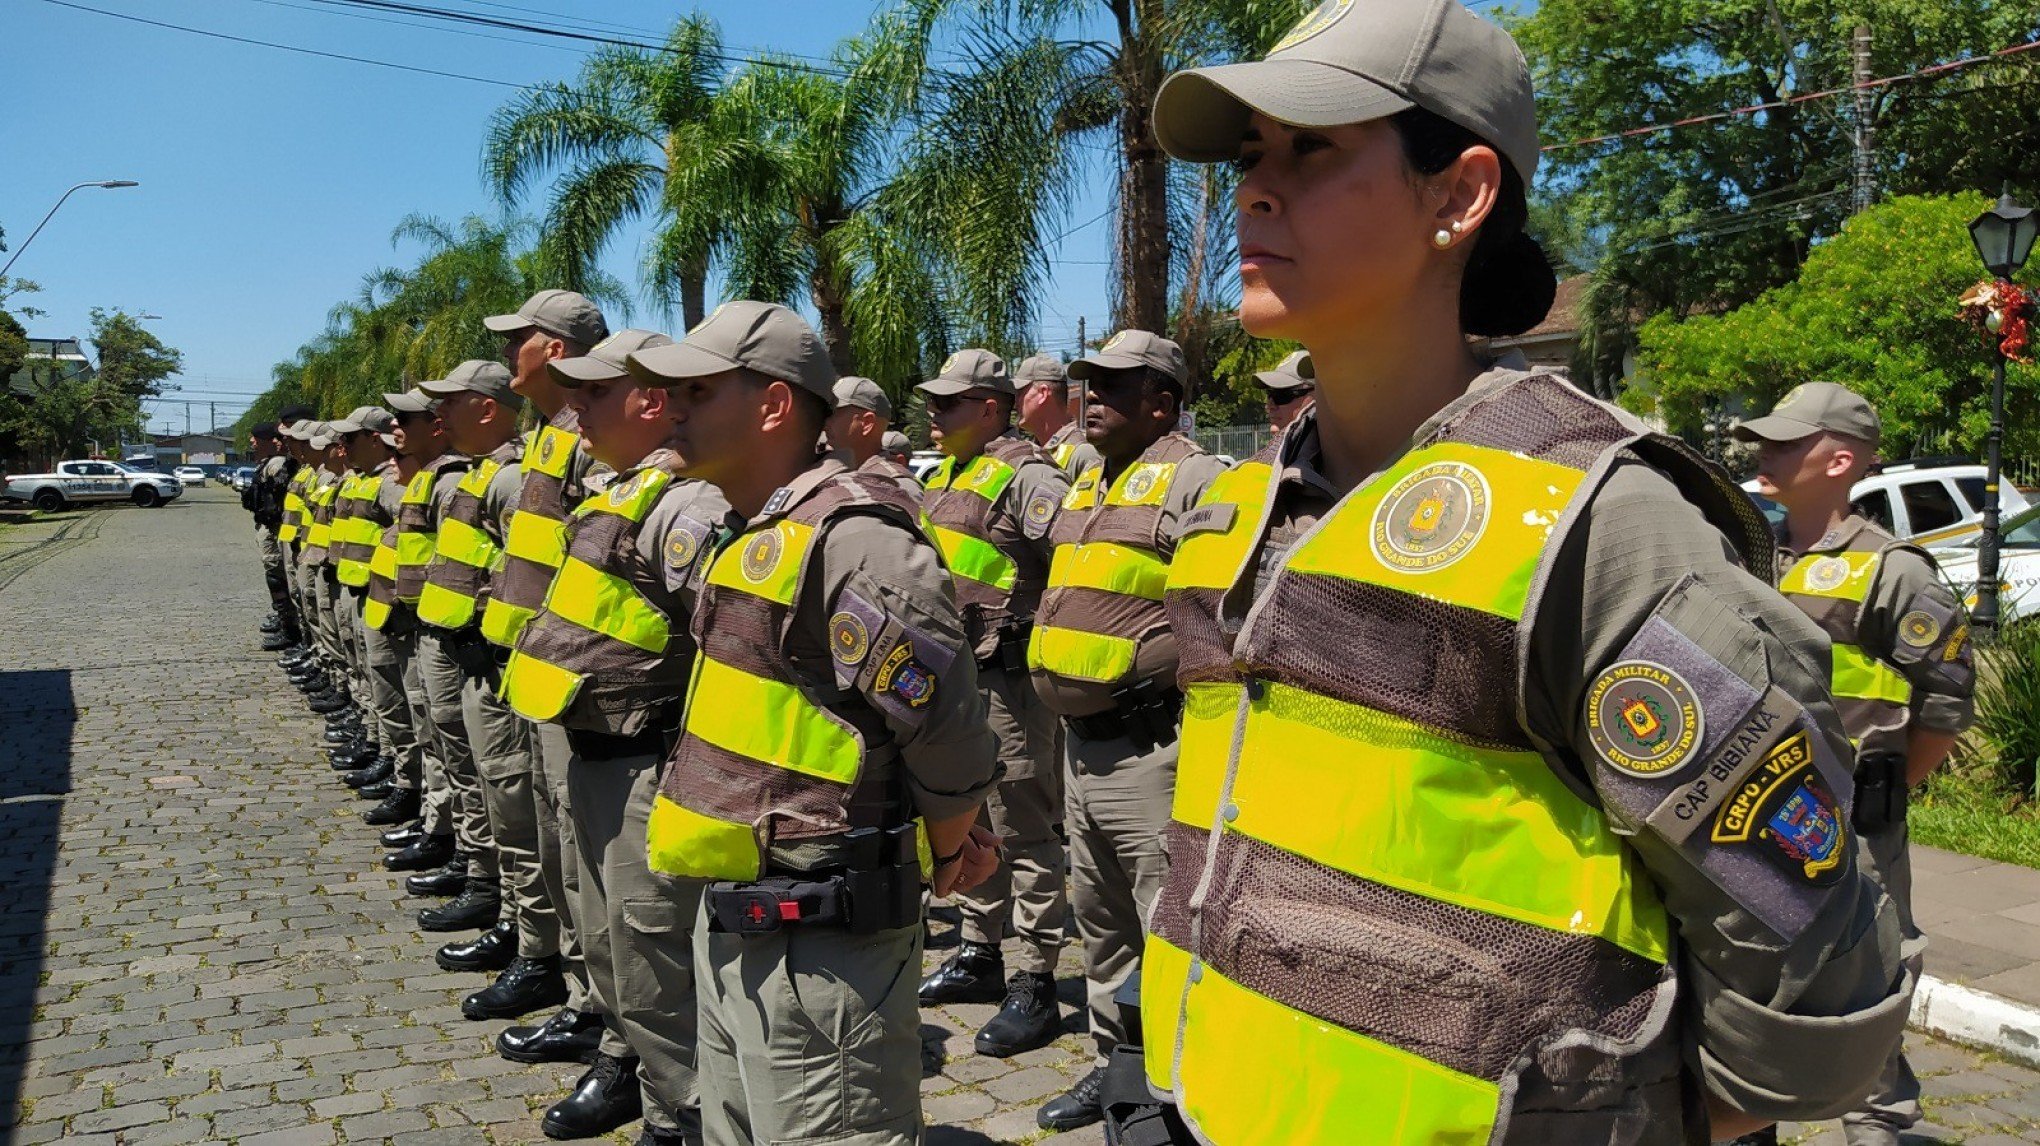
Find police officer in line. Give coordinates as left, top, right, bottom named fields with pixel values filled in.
left=248, top=412, right=309, bottom=652
left=1014, top=353, right=1102, bottom=478
left=326, top=407, right=402, bottom=797
left=914, top=350, right=1074, bottom=1057
left=1733, top=383, right=1976, bottom=1146
left=1125, top=0, right=1914, bottom=1141
left=626, top=301, right=1002, bottom=1146
left=880, top=430, right=914, bottom=471
left=484, top=290, right=618, bottom=1077
left=500, top=328, right=733, bottom=1144
left=1254, top=349, right=1315, bottom=431
left=297, top=427, right=356, bottom=721
left=274, top=422, right=333, bottom=701
left=1025, top=329, right=1228, bottom=1131
left=824, top=375, right=922, bottom=501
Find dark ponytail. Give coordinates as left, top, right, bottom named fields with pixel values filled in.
left=1388, top=108, right=1556, bottom=339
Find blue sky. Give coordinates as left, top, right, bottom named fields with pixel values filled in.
left=5, top=1, right=1121, bottom=434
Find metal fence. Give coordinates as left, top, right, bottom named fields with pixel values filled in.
left=1193, top=424, right=1274, bottom=461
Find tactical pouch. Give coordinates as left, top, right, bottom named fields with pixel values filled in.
left=1852, top=752, right=1906, bottom=833
left=705, top=823, right=922, bottom=937
left=1101, top=975, right=1194, bottom=1146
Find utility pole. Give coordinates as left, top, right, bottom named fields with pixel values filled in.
left=1076, top=315, right=1086, bottom=356
left=1851, top=24, right=1875, bottom=215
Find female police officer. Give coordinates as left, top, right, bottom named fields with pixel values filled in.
left=1132, top=1, right=1914, bottom=1141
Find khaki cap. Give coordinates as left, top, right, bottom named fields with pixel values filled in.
left=1153, top=0, right=1540, bottom=183
left=833, top=376, right=893, bottom=420
left=1255, top=350, right=1315, bottom=393
left=626, top=301, right=837, bottom=404
left=483, top=289, right=610, bottom=348
left=420, top=360, right=525, bottom=407
left=1068, top=330, right=1186, bottom=385
left=330, top=406, right=397, bottom=435
left=377, top=431, right=402, bottom=449
left=1013, top=353, right=1067, bottom=387
left=384, top=388, right=439, bottom=414
left=548, top=329, right=675, bottom=388
left=308, top=427, right=340, bottom=451
left=882, top=431, right=910, bottom=453
left=1732, top=382, right=1882, bottom=446
left=918, top=349, right=1012, bottom=397
left=278, top=420, right=307, bottom=440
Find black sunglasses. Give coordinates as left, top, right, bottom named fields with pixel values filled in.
left=1262, top=386, right=1314, bottom=407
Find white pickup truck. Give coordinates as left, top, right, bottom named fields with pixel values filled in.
left=3, top=459, right=183, bottom=511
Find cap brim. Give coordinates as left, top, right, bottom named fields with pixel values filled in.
left=1154, top=59, right=1415, bottom=162
left=547, top=356, right=628, bottom=388
left=1067, top=353, right=1153, bottom=381
left=1731, top=415, right=1822, bottom=443
left=1254, top=372, right=1311, bottom=391
left=916, top=378, right=979, bottom=397
left=416, top=378, right=462, bottom=396
left=378, top=432, right=401, bottom=448
left=625, top=341, right=741, bottom=384
left=483, top=313, right=534, bottom=334
left=328, top=419, right=365, bottom=434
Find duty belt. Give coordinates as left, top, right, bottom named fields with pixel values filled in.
left=564, top=723, right=676, bottom=762
left=705, top=823, right=921, bottom=936
left=1065, top=678, right=1183, bottom=746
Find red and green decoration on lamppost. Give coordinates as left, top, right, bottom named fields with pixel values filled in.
left=1961, top=188, right=2039, bottom=640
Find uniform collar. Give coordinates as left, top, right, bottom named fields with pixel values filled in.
left=1271, top=354, right=1537, bottom=498
left=1796, top=513, right=1874, bottom=556
left=754, top=457, right=847, bottom=526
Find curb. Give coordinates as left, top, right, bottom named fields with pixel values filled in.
left=1911, top=974, right=2040, bottom=1068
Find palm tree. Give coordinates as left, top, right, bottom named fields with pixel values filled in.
left=483, top=15, right=727, bottom=328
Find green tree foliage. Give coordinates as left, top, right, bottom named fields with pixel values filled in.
left=0, top=308, right=182, bottom=466
left=1516, top=0, right=2040, bottom=393
left=1634, top=193, right=2036, bottom=456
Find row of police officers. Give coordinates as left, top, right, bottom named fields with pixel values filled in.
left=238, top=2, right=1973, bottom=1142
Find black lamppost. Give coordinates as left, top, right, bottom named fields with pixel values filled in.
left=1967, top=189, right=2039, bottom=638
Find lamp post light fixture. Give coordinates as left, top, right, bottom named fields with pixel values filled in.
left=1966, top=188, right=2038, bottom=639
left=0, top=180, right=141, bottom=279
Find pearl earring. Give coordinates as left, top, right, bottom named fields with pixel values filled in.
left=1432, top=229, right=1454, bottom=249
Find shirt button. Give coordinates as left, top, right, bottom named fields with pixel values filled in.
left=1189, top=960, right=1204, bottom=984
left=1221, top=802, right=1239, bottom=823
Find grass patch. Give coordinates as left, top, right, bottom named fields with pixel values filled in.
left=1911, top=760, right=2040, bottom=870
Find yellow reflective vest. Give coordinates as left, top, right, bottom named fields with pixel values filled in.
left=1778, top=535, right=1916, bottom=747
left=277, top=468, right=315, bottom=545
left=330, top=471, right=386, bottom=588
left=485, top=421, right=581, bottom=648
left=392, top=454, right=471, bottom=607
left=418, top=444, right=518, bottom=631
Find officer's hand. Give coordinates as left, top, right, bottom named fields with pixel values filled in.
left=934, top=825, right=1002, bottom=897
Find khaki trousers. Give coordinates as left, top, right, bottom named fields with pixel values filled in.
left=954, top=665, right=1067, bottom=973
left=697, top=911, right=921, bottom=1146
left=533, top=721, right=591, bottom=1012
left=462, top=663, right=549, bottom=956
left=1065, top=723, right=1177, bottom=1061
left=417, top=629, right=495, bottom=880
left=1843, top=817, right=1923, bottom=1136
left=362, top=620, right=427, bottom=795
left=567, top=748, right=694, bottom=1134
left=308, top=567, right=348, bottom=692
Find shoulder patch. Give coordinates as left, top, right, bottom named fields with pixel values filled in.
left=829, top=610, right=871, bottom=667
left=1585, top=661, right=1705, bottom=778
left=1898, top=609, right=1942, bottom=649
left=1022, top=491, right=1058, bottom=540
left=1708, top=730, right=1848, bottom=888
left=1802, top=555, right=1853, bottom=592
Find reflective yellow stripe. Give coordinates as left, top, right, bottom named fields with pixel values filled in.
left=369, top=539, right=398, bottom=579
left=480, top=599, right=536, bottom=649
left=705, top=520, right=815, bottom=606
left=504, top=509, right=567, bottom=567
left=1027, top=624, right=1136, bottom=684
left=500, top=646, right=586, bottom=722
left=686, top=656, right=859, bottom=784
left=929, top=454, right=1017, bottom=500
left=335, top=559, right=372, bottom=587
left=1047, top=542, right=1167, bottom=600
left=433, top=516, right=498, bottom=571
left=417, top=581, right=478, bottom=629
left=526, top=425, right=575, bottom=478
left=1172, top=955, right=1499, bottom=1145
left=363, top=598, right=391, bottom=630
left=1053, top=443, right=1076, bottom=468
left=1168, top=463, right=1274, bottom=592
left=396, top=531, right=437, bottom=570
left=1178, top=680, right=1670, bottom=964
left=1780, top=550, right=1880, bottom=602
left=1141, top=934, right=1194, bottom=1092
left=1833, top=643, right=1914, bottom=705
left=542, top=557, right=670, bottom=654
left=927, top=523, right=1017, bottom=591
left=1287, top=442, right=1581, bottom=623
left=646, top=791, right=762, bottom=881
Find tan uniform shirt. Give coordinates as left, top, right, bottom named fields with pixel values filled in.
left=856, top=452, right=923, bottom=504
left=1044, top=421, right=1103, bottom=480
left=1258, top=367, right=1911, bottom=1119
left=930, top=430, right=1073, bottom=657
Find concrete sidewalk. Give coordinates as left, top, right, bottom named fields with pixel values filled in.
left=1909, top=844, right=2040, bottom=1069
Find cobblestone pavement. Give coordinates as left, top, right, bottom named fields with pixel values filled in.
left=0, top=488, right=2034, bottom=1145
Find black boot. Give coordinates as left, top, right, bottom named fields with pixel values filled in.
left=384, top=832, right=454, bottom=872
left=636, top=1128, right=692, bottom=1146
left=918, top=941, right=1005, bottom=1005
left=419, top=885, right=500, bottom=932
left=541, top=1053, right=642, bottom=1139
left=278, top=646, right=314, bottom=668
left=436, top=920, right=516, bottom=972
left=406, top=854, right=468, bottom=897
left=357, top=779, right=396, bottom=801
left=379, top=820, right=426, bottom=848
left=261, top=613, right=283, bottom=632
left=1037, top=1065, right=1106, bottom=1132
left=329, top=740, right=375, bottom=767
left=463, top=955, right=569, bottom=1020
left=364, top=787, right=422, bottom=827
left=260, top=629, right=295, bottom=651
left=325, top=726, right=367, bottom=749
left=343, top=758, right=395, bottom=789
left=974, top=971, right=1060, bottom=1058
left=498, top=1007, right=604, bottom=1065
left=308, top=690, right=351, bottom=715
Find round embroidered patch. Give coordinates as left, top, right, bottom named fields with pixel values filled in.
left=1899, top=610, right=1942, bottom=649
left=741, top=530, right=782, bottom=583
left=665, top=527, right=699, bottom=571
left=829, top=611, right=869, bottom=666
left=1122, top=468, right=1157, bottom=502
left=1024, top=494, right=1056, bottom=528
left=1369, top=461, right=1491, bottom=573
left=607, top=473, right=641, bottom=507
left=537, top=432, right=557, bottom=467
left=1802, top=556, right=1853, bottom=593
left=1274, top=0, right=1353, bottom=52
left=1585, top=660, right=1705, bottom=778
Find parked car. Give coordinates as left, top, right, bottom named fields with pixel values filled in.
left=4, top=460, right=182, bottom=511
left=907, top=450, right=944, bottom=483
left=1740, top=459, right=2029, bottom=550
left=1930, top=501, right=2040, bottom=626
left=230, top=466, right=256, bottom=493
left=173, top=465, right=208, bottom=487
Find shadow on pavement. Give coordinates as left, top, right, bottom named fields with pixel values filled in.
left=0, top=669, right=75, bottom=1138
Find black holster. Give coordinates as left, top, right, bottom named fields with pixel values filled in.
left=978, top=616, right=1034, bottom=674
left=446, top=628, right=497, bottom=680
left=1101, top=975, right=1194, bottom=1146
left=705, top=822, right=921, bottom=937
left=1853, top=752, right=1907, bottom=833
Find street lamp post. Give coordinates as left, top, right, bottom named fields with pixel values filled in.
left=1966, top=189, right=2039, bottom=639
left=0, top=180, right=141, bottom=279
